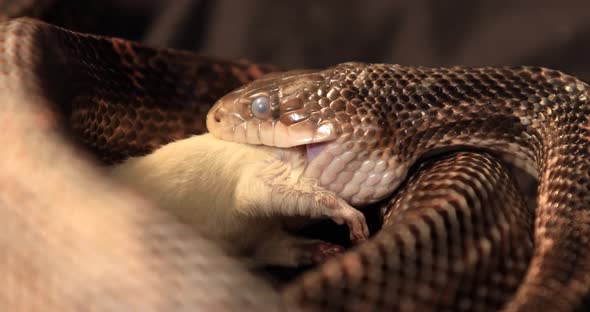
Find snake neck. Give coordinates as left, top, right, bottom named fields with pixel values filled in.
left=315, top=65, right=590, bottom=205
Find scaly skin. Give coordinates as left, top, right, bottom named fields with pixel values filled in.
left=209, top=62, right=590, bottom=311
left=0, top=3, right=586, bottom=310
left=283, top=152, right=534, bottom=311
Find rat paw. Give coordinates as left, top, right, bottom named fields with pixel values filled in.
left=328, top=204, right=369, bottom=244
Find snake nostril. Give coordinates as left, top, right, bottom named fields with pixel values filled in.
left=214, top=110, right=221, bottom=123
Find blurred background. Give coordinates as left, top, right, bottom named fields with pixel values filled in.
left=62, top=0, right=590, bottom=80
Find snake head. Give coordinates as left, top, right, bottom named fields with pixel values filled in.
left=208, top=62, right=403, bottom=206
left=207, top=66, right=358, bottom=147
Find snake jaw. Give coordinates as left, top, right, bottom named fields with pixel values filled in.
left=208, top=109, right=340, bottom=147
left=273, top=119, right=341, bottom=147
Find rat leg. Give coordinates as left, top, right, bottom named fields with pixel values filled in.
left=235, top=159, right=369, bottom=243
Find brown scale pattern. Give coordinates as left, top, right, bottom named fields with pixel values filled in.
left=283, top=152, right=534, bottom=312
left=215, top=61, right=590, bottom=310
left=1, top=2, right=589, bottom=312
left=46, top=24, right=278, bottom=164
left=277, top=63, right=590, bottom=311
left=324, top=64, right=558, bottom=165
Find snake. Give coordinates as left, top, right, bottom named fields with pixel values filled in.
left=208, top=62, right=590, bottom=312
left=0, top=1, right=588, bottom=311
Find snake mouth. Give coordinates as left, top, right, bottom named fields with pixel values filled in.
left=206, top=101, right=340, bottom=148
left=208, top=101, right=398, bottom=207
left=207, top=107, right=336, bottom=173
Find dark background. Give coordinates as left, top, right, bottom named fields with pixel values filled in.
left=92, top=0, right=590, bottom=80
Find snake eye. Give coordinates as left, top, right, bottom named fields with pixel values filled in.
left=251, top=95, right=271, bottom=119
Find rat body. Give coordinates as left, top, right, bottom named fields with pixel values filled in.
left=110, top=133, right=367, bottom=266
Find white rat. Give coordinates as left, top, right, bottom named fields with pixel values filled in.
left=110, top=133, right=368, bottom=267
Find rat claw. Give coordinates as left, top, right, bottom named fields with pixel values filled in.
left=327, top=200, right=369, bottom=244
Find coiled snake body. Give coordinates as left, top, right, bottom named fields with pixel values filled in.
left=208, top=62, right=590, bottom=312
left=0, top=4, right=589, bottom=312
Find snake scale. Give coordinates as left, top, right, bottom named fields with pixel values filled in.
left=0, top=1, right=589, bottom=311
